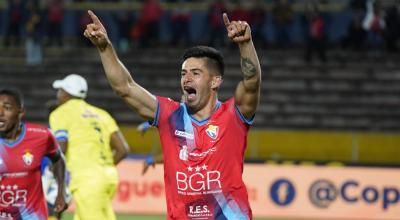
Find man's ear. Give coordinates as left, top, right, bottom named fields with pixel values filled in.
left=18, top=108, right=25, bottom=121
left=211, top=76, right=223, bottom=90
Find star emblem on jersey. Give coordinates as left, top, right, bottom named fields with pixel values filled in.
left=205, top=125, right=219, bottom=140
left=22, top=151, right=34, bottom=166
left=187, top=164, right=208, bottom=172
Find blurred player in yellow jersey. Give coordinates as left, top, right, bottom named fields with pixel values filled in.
left=49, top=74, right=129, bottom=220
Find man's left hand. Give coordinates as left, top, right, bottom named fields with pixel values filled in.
left=223, top=13, right=252, bottom=43
left=54, top=194, right=68, bottom=214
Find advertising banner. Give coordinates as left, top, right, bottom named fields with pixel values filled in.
left=83, top=160, right=400, bottom=219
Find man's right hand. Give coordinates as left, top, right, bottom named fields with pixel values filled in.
left=142, top=161, right=155, bottom=175
left=142, top=155, right=155, bottom=175
left=84, top=10, right=109, bottom=51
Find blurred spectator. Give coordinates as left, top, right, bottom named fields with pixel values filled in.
left=4, top=0, right=24, bottom=47
left=46, top=0, right=64, bottom=47
left=228, top=1, right=251, bottom=49
left=78, top=11, right=92, bottom=46
left=272, top=0, right=294, bottom=48
left=207, top=0, right=227, bottom=47
left=113, top=10, right=133, bottom=51
left=384, top=4, right=400, bottom=52
left=303, top=3, right=327, bottom=63
left=341, top=12, right=367, bottom=51
left=170, top=0, right=191, bottom=47
left=250, top=0, right=267, bottom=48
left=350, top=0, right=367, bottom=11
left=25, top=0, right=43, bottom=65
left=230, top=1, right=251, bottom=22
left=362, top=0, right=385, bottom=49
left=135, top=0, right=163, bottom=47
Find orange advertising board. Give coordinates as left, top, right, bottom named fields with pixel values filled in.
left=112, top=160, right=166, bottom=215
left=76, top=160, right=400, bottom=219
left=243, top=165, right=400, bottom=219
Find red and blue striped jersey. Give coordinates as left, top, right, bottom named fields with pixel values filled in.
left=0, top=122, right=59, bottom=220
left=153, top=96, right=253, bottom=220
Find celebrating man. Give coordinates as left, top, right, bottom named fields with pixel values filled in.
left=84, top=10, right=261, bottom=219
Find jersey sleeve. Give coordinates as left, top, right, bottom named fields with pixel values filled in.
left=45, top=128, right=62, bottom=162
left=49, top=110, right=69, bottom=142
left=151, top=96, right=180, bottom=127
left=229, top=97, right=255, bottom=126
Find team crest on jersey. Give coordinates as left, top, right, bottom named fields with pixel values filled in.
left=205, top=125, right=219, bottom=140
left=22, top=151, right=34, bottom=166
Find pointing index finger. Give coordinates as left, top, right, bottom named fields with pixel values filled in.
left=223, top=13, right=230, bottom=27
left=88, top=10, right=101, bottom=25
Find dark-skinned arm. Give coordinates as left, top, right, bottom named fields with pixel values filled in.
left=110, top=131, right=129, bottom=165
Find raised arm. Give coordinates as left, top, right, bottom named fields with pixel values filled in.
left=223, top=13, right=262, bottom=119
left=84, top=10, right=157, bottom=120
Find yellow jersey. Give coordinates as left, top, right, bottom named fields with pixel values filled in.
left=49, top=99, right=118, bottom=189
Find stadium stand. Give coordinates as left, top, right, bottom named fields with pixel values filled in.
left=1, top=47, right=400, bottom=132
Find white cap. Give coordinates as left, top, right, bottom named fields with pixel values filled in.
left=52, top=74, right=88, bottom=98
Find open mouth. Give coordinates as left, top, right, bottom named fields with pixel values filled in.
left=184, top=86, right=197, bottom=101
left=0, top=120, right=5, bottom=128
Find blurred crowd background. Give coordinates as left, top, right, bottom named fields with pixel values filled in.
left=1, top=0, right=399, bottom=58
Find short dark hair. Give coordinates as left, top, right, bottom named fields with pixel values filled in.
left=0, top=88, right=24, bottom=109
left=182, top=46, right=224, bottom=76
